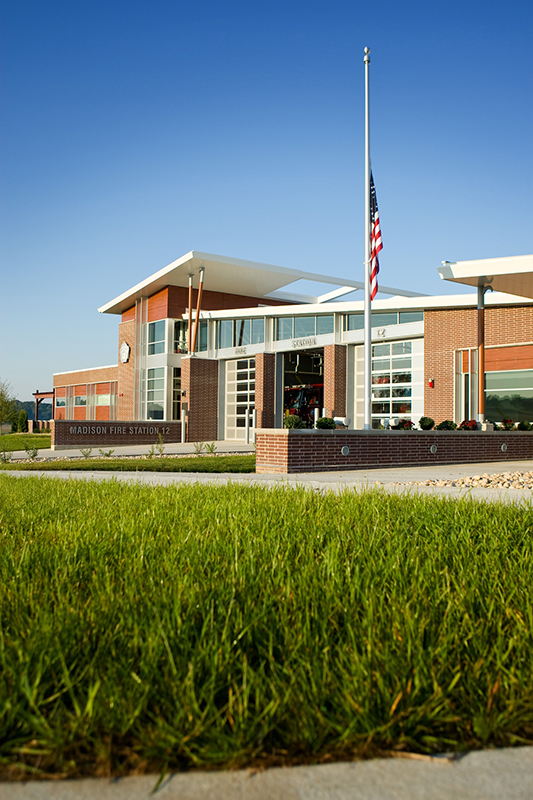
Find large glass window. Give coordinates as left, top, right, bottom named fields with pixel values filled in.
left=147, top=367, right=164, bottom=420
left=74, top=396, right=86, bottom=406
left=345, top=311, right=423, bottom=332
left=485, top=369, right=533, bottom=422
left=275, top=315, right=334, bottom=340
left=148, top=321, right=165, bottom=355
left=217, top=318, right=264, bottom=348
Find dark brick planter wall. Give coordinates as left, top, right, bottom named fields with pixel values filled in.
left=51, top=420, right=181, bottom=450
left=256, top=429, right=533, bottom=474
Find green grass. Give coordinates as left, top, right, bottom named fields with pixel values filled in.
left=0, top=476, right=532, bottom=780
left=0, top=454, right=255, bottom=473
left=0, top=433, right=51, bottom=452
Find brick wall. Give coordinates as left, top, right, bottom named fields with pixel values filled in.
left=424, top=305, right=533, bottom=423
left=181, top=357, right=219, bottom=442
left=117, top=319, right=135, bottom=419
left=256, top=429, right=533, bottom=474
left=51, top=420, right=181, bottom=450
left=255, top=353, right=276, bottom=428
left=54, top=365, right=118, bottom=388
left=323, top=344, right=347, bottom=417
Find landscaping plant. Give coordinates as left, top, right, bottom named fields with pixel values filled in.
left=435, top=419, right=457, bottom=430
left=315, top=417, right=336, bottom=430
left=418, top=417, right=435, bottom=430
left=284, top=414, right=304, bottom=429
left=457, top=420, right=479, bottom=431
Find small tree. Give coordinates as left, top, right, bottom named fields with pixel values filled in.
left=17, top=409, right=28, bottom=433
left=0, top=380, right=16, bottom=431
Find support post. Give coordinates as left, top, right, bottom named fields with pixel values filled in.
left=477, top=283, right=485, bottom=423
left=191, top=267, right=205, bottom=354
left=187, top=273, right=194, bottom=355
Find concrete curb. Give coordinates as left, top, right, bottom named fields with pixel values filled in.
left=2, top=748, right=533, bottom=799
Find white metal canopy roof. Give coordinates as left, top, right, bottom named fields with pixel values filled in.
left=438, top=255, right=533, bottom=299
left=98, top=251, right=425, bottom=315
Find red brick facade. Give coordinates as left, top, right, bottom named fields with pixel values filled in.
left=424, top=305, right=533, bottom=423
left=256, top=429, right=533, bottom=474
left=181, top=357, right=219, bottom=442
left=255, top=353, right=276, bottom=429
left=323, top=344, right=347, bottom=417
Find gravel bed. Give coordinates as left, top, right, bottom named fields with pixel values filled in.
left=405, top=470, right=533, bottom=490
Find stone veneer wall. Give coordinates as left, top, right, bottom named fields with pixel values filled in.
left=255, top=429, right=533, bottom=474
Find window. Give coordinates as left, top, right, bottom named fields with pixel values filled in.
left=316, top=315, right=334, bottom=335
left=147, top=367, right=164, bottom=420
left=147, top=321, right=165, bottom=355
left=217, top=318, right=264, bottom=349
left=370, top=342, right=413, bottom=422
left=56, top=397, right=66, bottom=407
left=276, top=317, right=294, bottom=341
left=217, top=319, right=234, bottom=349
left=74, top=396, right=86, bottom=406
left=345, top=312, right=423, bottom=331
left=399, top=311, right=424, bottom=325
left=275, top=315, right=334, bottom=340
left=172, top=368, right=181, bottom=420
left=485, top=369, right=533, bottom=422
left=96, top=395, right=111, bottom=406
left=174, top=321, right=188, bottom=353
left=251, top=318, right=265, bottom=344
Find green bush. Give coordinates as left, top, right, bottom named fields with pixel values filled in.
left=418, top=416, right=435, bottom=430
left=516, top=421, right=532, bottom=431
left=17, top=409, right=28, bottom=433
left=283, top=414, right=304, bottom=429
left=436, top=419, right=457, bottom=431
left=315, top=416, right=337, bottom=430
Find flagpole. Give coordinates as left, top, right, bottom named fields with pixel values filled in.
left=363, top=46, right=371, bottom=430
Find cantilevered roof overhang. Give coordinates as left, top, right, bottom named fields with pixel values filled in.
left=438, top=255, right=533, bottom=299
left=98, top=251, right=425, bottom=315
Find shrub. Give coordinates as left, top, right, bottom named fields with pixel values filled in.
left=284, top=414, right=304, bottom=429
left=458, top=419, right=479, bottom=431
left=17, top=409, right=28, bottom=433
left=436, top=419, right=457, bottom=431
left=418, top=416, right=435, bottom=430
left=315, top=417, right=337, bottom=430
left=500, top=419, right=516, bottom=431
left=396, top=419, right=414, bottom=430
left=516, top=421, right=532, bottom=431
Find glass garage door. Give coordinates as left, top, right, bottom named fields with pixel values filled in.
left=225, top=359, right=255, bottom=440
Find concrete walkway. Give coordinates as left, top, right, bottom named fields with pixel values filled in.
left=3, top=457, right=533, bottom=504
left=2, top=747, right=533, bottom=799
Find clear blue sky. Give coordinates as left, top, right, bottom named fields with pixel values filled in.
left=1, top=0, right=532, bottom=400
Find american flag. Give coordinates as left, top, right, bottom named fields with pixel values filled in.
left=370, top=172, right=383, bottom=300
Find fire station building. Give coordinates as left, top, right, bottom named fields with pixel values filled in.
left=50, top=251, right=533, bottom=440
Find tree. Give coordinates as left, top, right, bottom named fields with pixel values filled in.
left=17, top=409, right=28, bottom=433
left=0, top=380, right=17, bottom=430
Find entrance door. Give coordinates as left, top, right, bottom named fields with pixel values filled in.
left=455, top=349, right=478, bottom=422
left=225, top=358, right=255, bottom=440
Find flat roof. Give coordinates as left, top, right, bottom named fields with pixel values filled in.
left=98, top=251, right=425, bottom=315
left=438, top=255, right=533, bottom=298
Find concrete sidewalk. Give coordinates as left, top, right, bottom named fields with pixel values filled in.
left=3, top=458, right=533, bottom=504
left=2, top=747, right=533, bottom=799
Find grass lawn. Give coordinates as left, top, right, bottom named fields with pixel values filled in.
left=0, top=433, right=51, bottom=452
left=0, top=475, right=532, bottom=780
left=0, top=454, right=256, bottom=473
